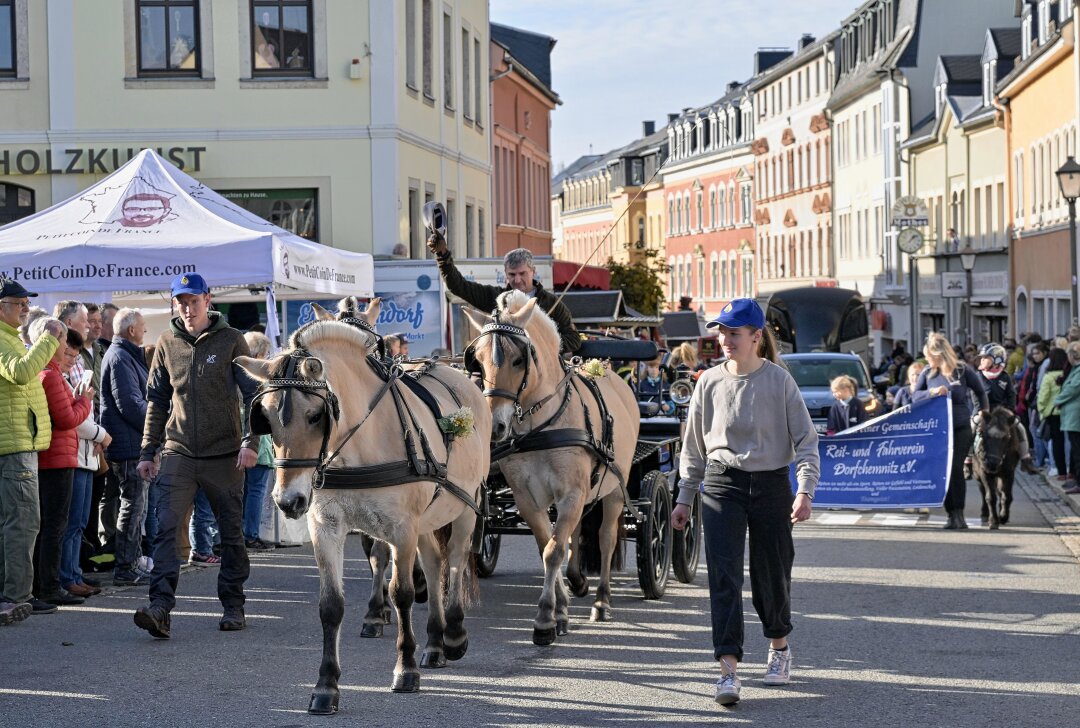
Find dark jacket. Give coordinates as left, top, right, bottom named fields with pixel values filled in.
left=980, top=372, right=1016, bottom=411
left=140, top=312, right=256, bottom=462
left=436, top=252, right=582, bottom=353
left=100, top=336, right=150, bottom=461
left=827, top=397, right=867, bottom=435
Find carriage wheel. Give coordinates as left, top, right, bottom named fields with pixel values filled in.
left=672, top=488, right=702, bottom=583
left=475, top=531, right=501, bottom=578
left=636, top=470, right=672, bottom=599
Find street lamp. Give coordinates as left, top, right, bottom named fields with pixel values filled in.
left=1056, top=155, right=1080, bottom=324
left=960, top=245, right=976, bottom=345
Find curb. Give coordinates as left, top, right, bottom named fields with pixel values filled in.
left=1015, top=470, right=1080, bottom=561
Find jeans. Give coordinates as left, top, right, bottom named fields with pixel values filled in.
left=243, top=465, right=271, bottom=541
left=97, top=470, right=117, bottom=552
left=112, top=459, right=149, bottom=574
left=143, top=475, right=161, bottom=555
left=1068, top=430, right=1080, bottom=480
left=0, top=452, right=41, bottom=604
left=34, top=468, right=73, bottom=597
left=700, top=462, right=794, bottom=662
left=149, top=453, right=248, bottom=612
left=944, top=424, right=974, bottom=513
left=60, top=468, right=93, bottom=588
left=188, top=489, right=219, bottom=555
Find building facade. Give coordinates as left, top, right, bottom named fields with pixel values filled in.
left=999, top=0, right=1078, bottom=336
left=490, top=22, right=559, bottom=257
left=749, top=35, right=837, bottom=293
left=0, top=0, right=491, bottom=261
left=663, top=86, right=758, bottom=319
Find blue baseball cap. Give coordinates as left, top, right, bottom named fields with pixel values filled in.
left=170, top=273, right=209, bottom=297
left=706, top=298, right=765, bottom=330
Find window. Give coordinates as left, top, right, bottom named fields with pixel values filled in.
left=220, top=188, right=318, bottom=240
left=709, top=189, right=717, bottom=227
left=422, top=0, right=432, bottom=97
left=696, top=191, right=703, bottom=231
left=668, top=199, right=674, bottom=235
left=405, top=0, right=416, bottom=88
left=465, top=203, right=475, bottom=257
left=0, top=182, right=34, bottom=226
left=676, top=198, right=682, bottom=233
left=698, top=257, right=706, bottom=299
left=478, top=208, right=486, bottom=257
left=251, top=0, right=311, bottom=75
left=137, top=0, right=199, bottom=75
left=720, top=258, right=728, bottom=298
left=443, top=11, right=453, bottom=108
left=872, top=104, right=879, bottom=155
left=740, top=184, right=751, bottom=223
left=473, top=37, right=482, bottom=124
left=408, top=184, right=421, bottom=257
left=446, top=196, right=456, bottom=247
left=461, top=27, right=471, bottom=119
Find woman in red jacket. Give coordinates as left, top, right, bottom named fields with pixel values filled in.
left=32, top=322, right=93, bottom=607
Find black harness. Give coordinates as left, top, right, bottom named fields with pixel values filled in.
left=465, top=319, right=637, bottom=519
left=250, top=335, right=480, bottom=515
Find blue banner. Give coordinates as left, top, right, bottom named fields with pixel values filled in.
left=792, top=396, right=953, bottom=508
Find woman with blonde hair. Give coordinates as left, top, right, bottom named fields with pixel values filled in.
left=913, top=332, right=988, bottom=529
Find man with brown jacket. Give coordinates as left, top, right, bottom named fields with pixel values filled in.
left=133, top=273, right=257, bottom=639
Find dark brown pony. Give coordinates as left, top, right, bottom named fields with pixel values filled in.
left=972, top=407, right=1022, bottom=529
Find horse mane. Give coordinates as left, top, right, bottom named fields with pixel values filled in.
left=495, top=289, right=559, bottom=349
left=988, top=406, right=1016, bottom=427
left=289, top=319, right=372, bottom=354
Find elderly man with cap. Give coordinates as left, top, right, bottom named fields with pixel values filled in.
left=427, top=233, right=581, bottom=354
left=132, top=273, right=257, bottom=640
left=0, top=278, right=67, bottom=625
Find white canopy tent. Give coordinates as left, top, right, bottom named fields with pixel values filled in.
left=0, top=149, right=373, bottom=302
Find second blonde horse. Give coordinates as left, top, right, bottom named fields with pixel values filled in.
left=235, top=301, right=490, bottom=714
left=464, top=290, right=639, bottom=645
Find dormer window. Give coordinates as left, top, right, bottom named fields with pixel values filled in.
left=982, top=61, right=995, bottom=107
left=1022, top=12, right=1034, bottom=59
left=1063, top=0, right=1073, bottom=22
left=1038, top=0, right=1050, bottom=44
left=936, top=83, right=946, bottom=118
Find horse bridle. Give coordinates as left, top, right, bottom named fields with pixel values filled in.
left=338, top=315, right=386, bottom=360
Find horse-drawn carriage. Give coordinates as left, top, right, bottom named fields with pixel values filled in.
left=474, top=334, right=702, bottom=600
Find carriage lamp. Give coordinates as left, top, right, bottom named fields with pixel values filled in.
left=1056, top=156, right=1080, bottom=323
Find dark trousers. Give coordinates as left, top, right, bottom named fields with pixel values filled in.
left=944, top=424, right=974, bottom=512
left=1068, top=430, right=1080, bottom=480
left=700, top=462, right=794, bottom=662
left=34, top=468, right=74, bottom=597
left=97, top=470, right=118, bottom=551
left=1046, top=415, right=1067, bottom=476
left=112, top=459, right=148, bottom=573
left=149, top=452, right=249, bottom=612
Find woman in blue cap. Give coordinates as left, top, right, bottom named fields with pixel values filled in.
left=671, top=297, right=819, bottom=706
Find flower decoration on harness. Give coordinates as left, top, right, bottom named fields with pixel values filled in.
left=436, top=406, right=476, bottom=440
left=580, top=359, right=607, bottom=378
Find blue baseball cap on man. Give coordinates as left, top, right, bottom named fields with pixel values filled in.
left=706, top=298, right=765, bottom=330
left=170, top=272, right=209, bottom=297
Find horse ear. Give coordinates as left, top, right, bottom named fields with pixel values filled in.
left=462, top=306, right=489, bottom=335
left=310, top=303, right=336, bottom=322
left=361, top=297, right=382, bottom=326
left=234, top=356, right=272, bottom=382
left=299, top=357, right=325, bottom=381
left=511, top=297, right=539, bottom=327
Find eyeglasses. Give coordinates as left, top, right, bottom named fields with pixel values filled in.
left=0, top=300, right=30, bottom=309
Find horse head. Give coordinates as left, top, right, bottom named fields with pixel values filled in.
left=236, top=327, right=367, bottom=519
left=462, top=290, right=561, bottom=442
left=978, top=407, right=1019, bottom=476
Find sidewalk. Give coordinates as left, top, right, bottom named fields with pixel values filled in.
left=1017, top=468, right=1080, bottom=561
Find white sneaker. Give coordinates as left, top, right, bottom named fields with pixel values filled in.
left=714, top=664, right=741, bottom=705
left=137, top=555, right=154, bottom=573
left=762, top=646, right=792, bottom=685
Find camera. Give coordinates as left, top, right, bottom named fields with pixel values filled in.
left=422, top=201, right=447, bottom=239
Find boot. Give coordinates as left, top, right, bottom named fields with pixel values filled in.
left=943, top=511, right=959, bottom=530
left=953, top=509, right=969, bottom=530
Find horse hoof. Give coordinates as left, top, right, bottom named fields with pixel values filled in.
left=989, top=522, right=1000, bottom=530
left=532, top=627, right=557, bottom=646
left=391, top=672, right=420, bottom=693
left=590, top=606, right=611, bottom=622
left=568, top=577, right=589, bottom=598
left=556, top=619, right=569, bottom=636
left=420, top=650, right=446, bottom=669
left=360, top=622, right=384, bottom=638
left=444, top=637, right=469, bottom=661
left=308, top=691, right=340, bottom=715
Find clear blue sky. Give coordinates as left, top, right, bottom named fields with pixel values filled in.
left=490, top=0, right=860, bottom=171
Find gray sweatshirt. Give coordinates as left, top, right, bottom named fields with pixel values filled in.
left=676, top=359, right=820, bottom=505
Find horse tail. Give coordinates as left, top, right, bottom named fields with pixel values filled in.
left=435, top=522, right=480, bottom=609
left=577, top=498, right=625, bottom=575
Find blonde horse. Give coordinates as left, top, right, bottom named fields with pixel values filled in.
left=235, top=300, right=491, bottom=714
left=463, top=290, right=639, bottom=645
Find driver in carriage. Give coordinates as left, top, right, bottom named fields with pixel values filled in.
left=427, top=227, right=582, bottom=355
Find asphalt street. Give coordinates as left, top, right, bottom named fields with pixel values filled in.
left=3, top=470, right=1079, bottom=728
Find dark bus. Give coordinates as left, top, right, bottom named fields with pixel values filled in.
left=757, top=287, right=870, bottom=363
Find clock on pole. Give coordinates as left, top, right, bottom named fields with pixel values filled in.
left=897, top=227, right=924, bottom=255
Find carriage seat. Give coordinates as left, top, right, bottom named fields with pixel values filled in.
left=638, top=401, right=661, bottom=418
left=576, top=339, right=659, bottom=362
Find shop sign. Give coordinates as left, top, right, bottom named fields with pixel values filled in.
left=891, top=196, right=929, bottom=228
left=941, top=272, right=967, bottom=298
left=0, top=146, right=207, bottom=176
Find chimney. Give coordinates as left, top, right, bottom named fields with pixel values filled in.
left=727, top=81, right=741, bottom=93
left=667, top=112, right=680, bottom=124
left=799, top=33, right=816, bottom=50
left=642, top=120, right=655, bottom=136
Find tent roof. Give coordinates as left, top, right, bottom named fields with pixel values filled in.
left=0, top=150, right=373, bottom=297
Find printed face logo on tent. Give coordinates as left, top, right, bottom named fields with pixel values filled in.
left=281, top=250, right=290, bottom=279
left=79, top=175, right=178, bottom=228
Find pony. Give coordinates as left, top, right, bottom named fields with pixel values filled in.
left=462, top=290, right=639, bottom=645
left=235, top=299, right=491, bottom=715
left=972, top=406, right=1022, bottom=529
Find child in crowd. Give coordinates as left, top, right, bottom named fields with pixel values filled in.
left=892, top=361, right=925, bottom=410
left=826, top=375, right=867, bottom=435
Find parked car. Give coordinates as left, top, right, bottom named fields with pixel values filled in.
left=781, top=353, right=884, bottom=434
